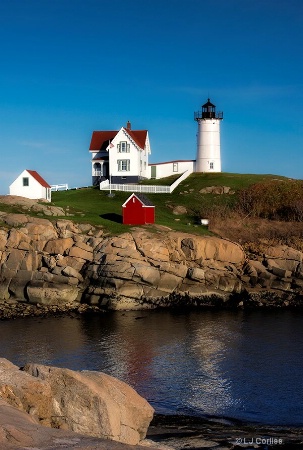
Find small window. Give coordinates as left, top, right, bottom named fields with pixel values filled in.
left=23, top=177, right=29, bottom=186
left=118, top=141, right=130, bottom=153
left=173, top=163, right=178, bottom=172
left=117, top=159, right=130, bottom=171
left=210, top=162, right=214, bottom=170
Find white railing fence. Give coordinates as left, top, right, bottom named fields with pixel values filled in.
left=100, top=183, right=170, bottom=193
left=51, top=184, right=69, bottom=191
left=99, top=169, right=193, bottom=194
left=99, top=179, right=110, bottom=189
left=169, top=169, right=193, bottom=191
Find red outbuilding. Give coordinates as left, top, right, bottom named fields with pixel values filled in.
left=122, top=193, right=155, bottom=225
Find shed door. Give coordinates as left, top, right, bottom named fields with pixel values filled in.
left=151, top=166, right=156, bottom=178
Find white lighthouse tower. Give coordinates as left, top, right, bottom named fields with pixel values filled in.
left=194, top=99, right=223, bottom=172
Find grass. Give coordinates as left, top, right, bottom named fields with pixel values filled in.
left=51, top=187, right=206, bottom=235
left=139, top=174, right=181, bottom=185
left=0, top=172, right=291, bottom=236
left=49, top=172, right=292, bottom=235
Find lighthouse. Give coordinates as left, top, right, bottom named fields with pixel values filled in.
left=194, top=99, right=223, bottom=173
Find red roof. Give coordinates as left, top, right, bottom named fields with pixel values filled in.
left=123, top=128, right=147, bottom=149
left=89, top=131, right=117, bottom=151
left=26, top=170, right=51, bottom=188
left=89, top=128, right=148, bottom=151
left=122, top=193, right=154, bottom=207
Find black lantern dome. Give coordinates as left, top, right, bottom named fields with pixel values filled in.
left=194, top=99, right=223, bottom=121
left=202, top=99, right=216, bottom=118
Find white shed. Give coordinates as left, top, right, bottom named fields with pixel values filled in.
left=149, top=160, right=195, bottom=179
left=9, top=170, right=52, bottom=201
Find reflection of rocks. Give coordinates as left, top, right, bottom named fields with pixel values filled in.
left=0, top=358, right=154, bottom=446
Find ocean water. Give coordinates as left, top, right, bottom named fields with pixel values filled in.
left=1, top=309, right=302, bottom=426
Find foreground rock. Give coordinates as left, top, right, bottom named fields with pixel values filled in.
left=0, top=399, right=157, bottom=450
left=0, top=358, right=154, bottom=445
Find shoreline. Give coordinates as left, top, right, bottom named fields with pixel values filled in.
left=2, top=299, right=303, bottom=321
left=148, top=413, right=303, bottom=449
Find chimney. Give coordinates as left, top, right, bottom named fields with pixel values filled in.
left=126, top=120, right=131, bottom=130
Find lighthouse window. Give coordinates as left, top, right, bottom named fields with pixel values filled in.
left=173, top=163, right=178, bottom=172
left=210, top=162, right=214, bottom=169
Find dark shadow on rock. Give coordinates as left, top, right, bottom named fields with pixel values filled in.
left=100, top=213, right=123, bottom=224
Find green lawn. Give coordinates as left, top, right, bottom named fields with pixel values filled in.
left=50, top=172, right=291, bottom=235
left=51, top=187, right=207, bottom=235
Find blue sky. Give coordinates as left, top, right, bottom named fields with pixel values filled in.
left=0, top=0, right=303, bottom=193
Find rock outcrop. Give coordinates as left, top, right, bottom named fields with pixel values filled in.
left=1, top=208, right=303, bottom=313
left=0, top=195, right=66, bottom=216
left=86, top=230, right=245, bottom=309
left=199, top=185, right=235, bottom=195
left=0, top=213, right=103, bottom=312
left=0, top=358, right=154, bottom=446
left=0, top=398, right=158, bottom=450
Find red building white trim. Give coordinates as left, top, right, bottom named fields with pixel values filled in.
left=122, top=193, right=155, bottom=225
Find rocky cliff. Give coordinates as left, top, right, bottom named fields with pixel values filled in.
left=1, top=210, right=303, bottom=317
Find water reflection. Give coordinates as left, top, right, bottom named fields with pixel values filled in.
left=184, top=313, right=241, bottom=416
left=1, top=310, right=303, bottom=425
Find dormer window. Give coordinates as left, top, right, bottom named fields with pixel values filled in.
left=117, top=141, right=130, bottom=153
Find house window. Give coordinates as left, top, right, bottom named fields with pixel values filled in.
left=117, top=159, right=130, bottom=171
left=117, top=141, right=130, bottom=153
left=173, top=163, right=178, bottom=172
left=210, top=162, right=214, bottom=170
left=23, top=177, right=29, bottom=186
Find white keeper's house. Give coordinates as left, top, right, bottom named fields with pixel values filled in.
left=89, top=99, right=223, bottom=185
left=89, top=121, right=151, bottom=185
